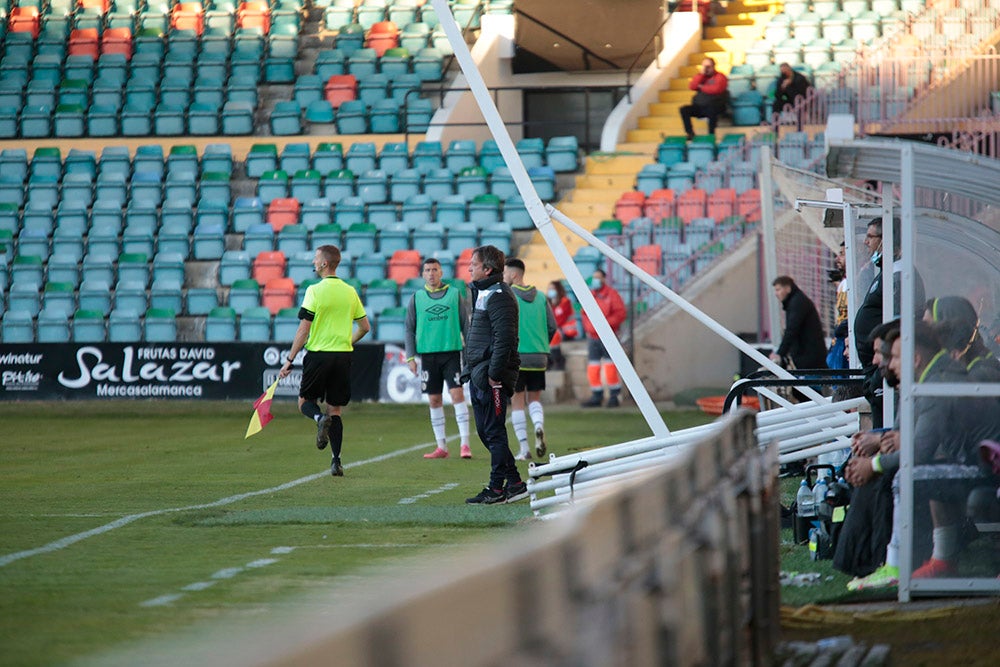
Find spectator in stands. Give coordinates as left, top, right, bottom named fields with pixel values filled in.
left=923, top=296, right=1000, bottom=381
left=504, top=259, right=557, bottom=461
left=546, top=280, right=576, bottom=371
left=680, top=57, right=729, bottom=141
left=769, top=275, right=828, bottom=370
left=771, top=62, right=812, bottom=131
left=461, top=245, right=527, bottom=505
left=279, top=245, right=370, bottom=478
left=852, top=217, right=926, bottom=426
left=580, top=269, right=627, bottom=408
left=405, top=257, right=472, bottom=461
left=834, top=320, right=899, bottom=583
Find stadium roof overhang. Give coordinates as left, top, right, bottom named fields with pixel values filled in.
left=826, top=137, right=1000, bottom=208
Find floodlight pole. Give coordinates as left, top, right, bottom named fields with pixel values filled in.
left=429, top=0, right=670, bottom=437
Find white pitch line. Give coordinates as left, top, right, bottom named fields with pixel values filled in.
left=398, top=482, right=460, bottom=505
left=0, top=441, right=434, bottom=568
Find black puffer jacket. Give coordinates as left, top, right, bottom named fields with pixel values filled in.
left=461, top=274, right=520, bottom=396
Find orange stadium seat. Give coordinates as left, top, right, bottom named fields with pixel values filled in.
left=455, top=248, right=474, bottom=282
left=632, top=244, right=663, bottom=275
left=252, top=250, right=288, bottom=284
left=676, top=188, right=707, bottom=225
left=387, top=249, right=421, bottom=285
left=613, top=191, right=645, bottom=225
left=171, top=3, right=205, bottom=35
left=737, top=189, right=762, bottom=223
left=324, top=75, right=358, bottom=108
left=266, top=198, right=302, bottom=232
left=69, top=29, right=101, bottom=59
left=261, top=277, right=296, bottom=314
left=237, top=2, right=271, bottom=33
left=706, top=188, right=736, bottom=220
left=643, top=188, right=675, bottom=222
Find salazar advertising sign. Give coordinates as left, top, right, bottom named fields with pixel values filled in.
left=0, top=343, right=384, bottom=401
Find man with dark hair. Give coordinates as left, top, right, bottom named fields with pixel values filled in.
left=462, top=245, right=527, bottom=504
left=771, top=62, right=812, bottom=130
left=679, top=57, right=729, bottom=140
left=405, top=257, right=472, bottom=460
left=503, top=257, right=557, bottom=461
left=769, top=275, right=827, bottom=370
left=279, top=245, right=370, bottom=477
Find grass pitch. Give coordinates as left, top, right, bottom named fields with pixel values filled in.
left=0, top=400, right=712, bottom=666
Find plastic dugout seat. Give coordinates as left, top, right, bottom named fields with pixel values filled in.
left=706, top=188, right=737, bottom=220
left=368, top=204, right=397, bottom=226
left=389, top=73, right=421, bottom=106
left=450, top=247, right=472, bottom=282
left=593, top=219, right=623, bottom=244
left=614, top=191, right=646, bottom=225
left=456, top=166, right=488, bottom=200
left=658, top=138, right=688, bottom=168
left=149, top=276, right=184, bottom=314
left=343, top=221, right=378, bottom=255
left=377, top=222, right=410, bottom=255
left=477, top=221, right=512, bottom=254
left=666, top=162, right=697, bottom=194
left=430, top=194, right=462, bottom=226
left=336, top=100, right=369, bottom=134
left=315, top=50, right=347, bottom=82
left=205, top=305, right=238, bottom=341
left=676, top=188, right=708, bottom=225
left=366, top=21, right=400, bottom=57
left=420, top=168, right=453, bottom=201
left=686, top=136, right=717, bottom=169
left=221, top=101, right=255, bottom=135
left=573, top=246, right=602, bottom=277
left=245, top=143, right=278, bottom=179
left=293, top=74, right=324, bottom=108
left=181, top=285, right=216, bottom=315
left=257, top=170, right=290, bottom=206
left=409, top=222, right=442, bottom=255
left=737, top=189, right=762, bottom=223
left=643, top=189, right=676, bottom=223
left=217, top=250, right=250, bottom=286
left=252, top=250, right=288, bottom=284
left=357, top=0, right=388, bottom=29
left=413, top=47, right=443, bottom=82
left=17, top=227, right=52, bottom=262
left=357, top=169, right=389, bottom=204
left=380, top=46, right=411, bottom=78
left=300, top=198, right=333, bottom=231
left=377, top=142, right=410, bottom=176
left=489, top=167, right=517, bottom=199
left=631, top=244, right=663, bottom=276
left=141, top=307, right=176, bottom=342
left=197, top=170, right=231, bottom=205
left=235, top=305, right=271, bottom=341
left=469, top=194, right=501, bottom=226
left=545, top=135, right=579, bottom=173
left=243, top=223, right=276, bottom=256
left=401, top=193, right=434, bottom=226
left=313, top=143, right=345, bottom=174
left=228, top=196, right=262, bottom=233
left=118, top=251, right=152, bottom=287
left=261, top=277, right=295, bottom=315
left=444, top=221, right=478, bottom=254
left=363, top=277, right=399, bottom=312
left=333, top=196, right=365, bottom=227
left=851, top=12, right=882, bottom=43
left=353, top=253, right=386, bottom=283
left=403, top=97, right=433, bottom=133
left=1, top=309, right=35, bottom=343
left=311, top=223, right=344, bottom=249
left=499, top=194, right=529, bottom=230
left=267, top=197, right=303, bottom=231
left=270, top=306, right=299, bottom=341
left=70, top=308, right=106, bottom=341
left=369, top=98, right=401, bottom=133
left=187, top=222, right=224, bottom=260
left=514, top=137, right=545, bottom=170
left=7, top=279, right=42, bottom=317
left=268, top=101, right=301, bottom=136
left=347, top=47, right=379, bottom=79
left=528, top=166, right=556, bottom=201
left=113, top=276, right=149, bottom=315
left=345, top=142, right=377, bottom=174
left=227, top=277, right=261, bottom=313
left=284, top=250, right=314, bottom=284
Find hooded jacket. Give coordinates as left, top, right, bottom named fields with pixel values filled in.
left=582, top=283, right=627, bottom=339
left=775, top=285, right=828, bottom=369
left=461, top=273, right=520, bottom=396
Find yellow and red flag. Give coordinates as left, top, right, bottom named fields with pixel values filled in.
left=245, top=379, right=279, bottom=438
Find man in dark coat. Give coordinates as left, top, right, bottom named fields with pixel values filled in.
left=769, top=275, right=828, bottom=370
left=461, top=245, right=528, bottom=505
left=771, top=62, right=812, bottom=129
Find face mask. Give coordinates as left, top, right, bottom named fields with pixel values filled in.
left=591, top=278, right=603, bottom=290
left=546, top=289, right=558, bottom=300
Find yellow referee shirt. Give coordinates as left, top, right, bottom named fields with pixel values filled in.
left=301, top=276, right=367, bottom=352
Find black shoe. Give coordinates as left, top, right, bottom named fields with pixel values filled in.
left=505, top=480, right=529, bottom=504
left=316, top=414, right=331, bottom=450
left=580, top=395, right=602, bottom=408
left=465, top=487, right=505, bottom=504
left=606, top=395, right=620, bottom=408
left=330, top=458, right=344, bottom=477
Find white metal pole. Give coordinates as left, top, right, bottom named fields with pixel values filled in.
left=842, top=204, right=862, bottom=367
left=880, top=194, right=896, bottom=430
left=429, top=0, right=670, bottom=436
left=897, top=144, right=915, bottom=602
left=759, top=146, right=782, bottom=346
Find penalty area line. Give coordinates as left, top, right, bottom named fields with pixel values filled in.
left=0, top=441, right=434, bottom=568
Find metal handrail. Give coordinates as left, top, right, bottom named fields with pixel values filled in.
left=723, top=368, right=868, bottom=413
left=511, top=8, right=621, bottom=71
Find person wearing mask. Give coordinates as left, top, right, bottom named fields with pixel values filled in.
left=771, top=62, right=812, bottom=131
left=546, top=280, right=576, bottom=371
left=580, top=268, right=627, bottom=408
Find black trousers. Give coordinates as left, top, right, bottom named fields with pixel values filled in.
left=680, top=102, right=724, bottom=135
left=470, top=381, right=520, bottom=490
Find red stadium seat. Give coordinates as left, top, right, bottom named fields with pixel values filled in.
left=613, top=191, right=646, bottom=225
left=455, top=247, right=474, bottom=282
left=706, top=187, right=736, bottom=221
left=237, top=1, right=271, bottom=33
left=171, top=3, right=205, bottom=35
left=252, top=250, right=287, bottom=284
left=266, top=198, right=301, bottom=232
left=324, top=75, right=358, bottom=109
left=737, top=189, right=761, bottom=223
left=632, top=244, right=663, bottom=275
left=387, top=249, right=421, bottom=285
left=643, top=188, right=675, bottom=222
left=366, top=21, right=400, bottom=57
left=9, top=7, right=41, bottom=38
left=676, top=187, right=707, bottom=225
left=100, top=27, right=133, bottom=60
left=262, top=277, right=295, bottom=314
left=69, top=28, right=101, bottom=59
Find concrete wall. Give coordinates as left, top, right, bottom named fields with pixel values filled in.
left=634, top=235, right=762, bottom=399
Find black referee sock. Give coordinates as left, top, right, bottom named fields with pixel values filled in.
left=300, top=401, right=321, bottom=421
left=328, top=415, right=343, bottom=458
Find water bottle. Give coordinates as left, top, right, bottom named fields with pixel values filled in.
left=813, top=475, right=830, bottom=522
left=794, top=479, right=814, bottom=544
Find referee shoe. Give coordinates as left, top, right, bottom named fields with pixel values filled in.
left=316, top=414, right=331, bottom=450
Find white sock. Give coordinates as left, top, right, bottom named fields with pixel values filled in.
left=932, top=525, right=959, bottom=562
left=429, top=406, right=447, bottom=450
left=453, top=401, right=470, bottom=445
left=511, top=409, right=529, bottom=453
left=528, top=400, right=544, bottom=432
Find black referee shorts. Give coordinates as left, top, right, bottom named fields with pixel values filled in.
left=300, top=351, right=352, bottom=406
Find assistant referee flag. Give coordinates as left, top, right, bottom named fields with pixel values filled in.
left=245, top=379, right=279, bottom=438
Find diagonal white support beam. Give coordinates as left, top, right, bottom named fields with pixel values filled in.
left=430, top=0, right=669, bottom=436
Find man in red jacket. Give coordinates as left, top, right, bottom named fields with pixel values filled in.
left=679, top=57, right=729, bottom=140
left=580, top=268, right=627, bottom=407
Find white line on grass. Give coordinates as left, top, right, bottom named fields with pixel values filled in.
left=0, top=441, right=433, bottom=568
left=398, top=482, right=460, bottom=504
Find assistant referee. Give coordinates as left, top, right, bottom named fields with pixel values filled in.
left=279, top=245, right=370, bottom=477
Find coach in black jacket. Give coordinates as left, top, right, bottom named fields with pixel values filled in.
left=770, top=275, right=828, bottom=370
left=461, top=245, right=526, bottom=504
